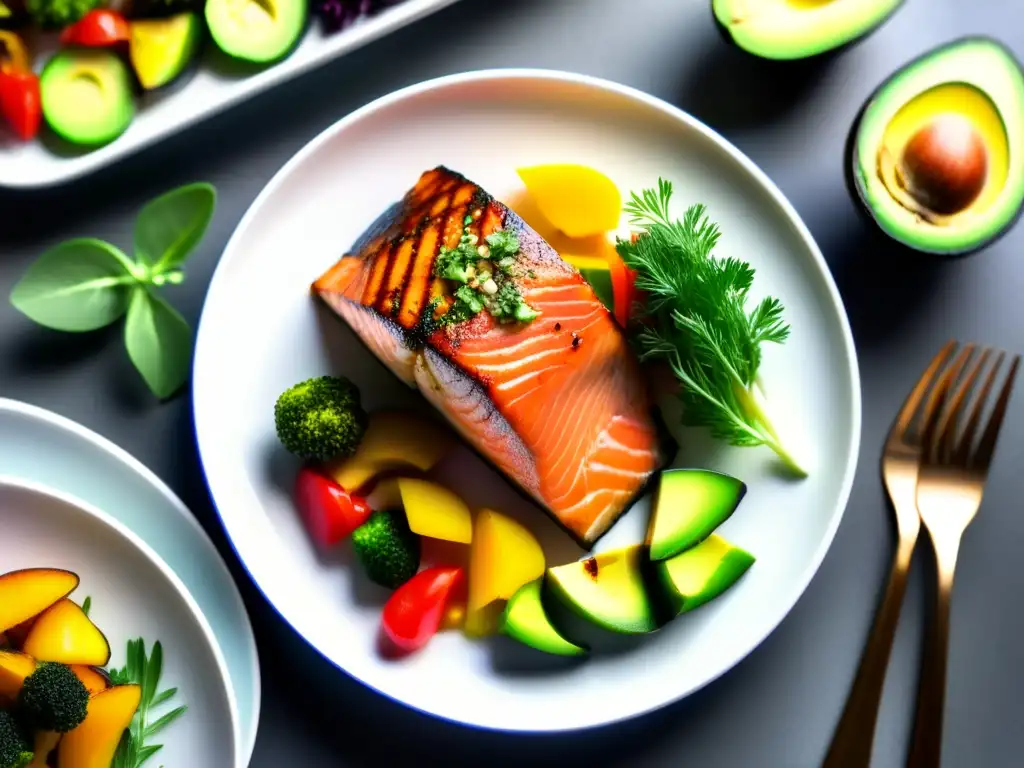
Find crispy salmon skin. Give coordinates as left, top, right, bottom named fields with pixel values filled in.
left=313, top=166, right=672, bottom=548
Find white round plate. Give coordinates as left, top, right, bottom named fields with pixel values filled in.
left=192, top=69, right=861, bottom=733
left=0, top=398, right=261, bottom=759
left=0, top=477, right=239, bottom=767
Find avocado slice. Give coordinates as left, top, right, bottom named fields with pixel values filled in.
left=564, top=254, right=615, bottom=313
left=849, top=37, right=1024, bottom=256
left=501, top=579, right=588, bottom=657
left=130, top=12, right=202, bottom=91
left=205, top=0, right=306, bottom=64
left=545, top=545, right=657, bottom=635
left=713, top=0, right=903, bottom=60
left=652, top=534, right=755, bottom=618
left=40, top=49, right=135, bottom=147
left=645, top=468, right=747, bottom=562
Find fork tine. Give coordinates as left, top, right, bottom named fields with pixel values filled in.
left=953, top=350, right=1005, bottom=464
left=921, top=345, right=971, bottom=461
left=934, top=347, right=992, bottom=462
left=971, top=354, right=1021, bottom=471
left=889, top=339, right=957, bottom=442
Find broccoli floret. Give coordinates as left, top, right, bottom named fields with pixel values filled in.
left=24, top=0, right=101, bottom=28
left=274, top=375, right=368, bottom=462
left=351, top=510, right=420, bottom=589
left=0, top=711, right=32, bottom=768
left=16, top=662, right=88, bottom=734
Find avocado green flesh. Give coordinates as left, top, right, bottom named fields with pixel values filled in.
left=206, top=0, right=306, bottom=64
left=501, top=579, right=587, bottom=657
left=854, top=37, right=1024, bottom=255
left=545, top=545, right=657, bottom=635
left=40, top=50, right=135, bottom=147
left=572, top=264, right=614, bottom=312
left=130, top=12, right=202, bottom=91
left=654, top=534, right=755, bottom=617
left=713, top=0, right=903, bottom=60
left=646, top=469, right=746, bottom=562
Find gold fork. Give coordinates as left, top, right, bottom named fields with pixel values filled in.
left=823, top=341, right=957, bottom=768
left=906, top=344, right=1020, bottom=768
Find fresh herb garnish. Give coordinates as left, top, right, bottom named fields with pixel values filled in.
left=109, top=638, right=187, bottom=768
left=81, top=596, right=91, bottom=617
left=616, top=179, right=806, bottom=476
left=432, top=219, right=537, bottom=326
left=9, top=183, right=216, bottom=399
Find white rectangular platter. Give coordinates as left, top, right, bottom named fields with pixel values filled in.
left=0, top=0, right=461, bottom=189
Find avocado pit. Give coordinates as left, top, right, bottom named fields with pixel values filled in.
left=897, top=113, right=988, bottom=216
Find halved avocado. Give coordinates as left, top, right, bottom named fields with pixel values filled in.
left=850, top=37, right=1024, bottom=256
left=652, top=534, right=755, bottom=617
left=713, top=0, right=904, bottom=61
left=544, top=545, right=657, bottom=635
left=645, top=468, right=747, bottom=562
left=129, top=12, right=202, bottom=91
left=40, top=49, right=135, bottom=147
left=205, top=0, right=306, bottom=64
left=501, top=579, right=588, bottom=657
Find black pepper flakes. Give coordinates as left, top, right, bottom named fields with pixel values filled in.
left=571, top=332, right=582, bottom=349
left=583, top=557, right=598, bottom=579
left=554, top=322, right=562, bottom=331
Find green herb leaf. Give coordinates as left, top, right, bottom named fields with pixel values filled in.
left=617, top=181, right=805, bottom=476
left=134, top=182, right=216, bottom=272
left=150, top=687, right=177, bottom=707
left=144, top=706, right=185, bottom=738
left=124, top=288, right=193, bottom=399
left=10, top=238, right=136, bottom=332
left=81, top=596, right=91, bottom=617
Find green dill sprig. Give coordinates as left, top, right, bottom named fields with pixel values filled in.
left=617, top=178, right=806, bottom=476
left=109, top=638, right=188, bottom=768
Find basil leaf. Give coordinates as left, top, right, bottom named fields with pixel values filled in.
left=134, top=182, right=216, bottom=272
left=124, top=288, right=193, bottom=398
left=10, top=238, right=134, bottom=332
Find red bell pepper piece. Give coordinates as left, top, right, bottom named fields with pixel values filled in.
left=605, top=246, right=634, bottom=328
left=381, top=565, right=465, bottom=654
left=60, top=9, right=130, bottom=48
left=294, top=466, right=371, bottom=548
left=0, top=69, right=41, bottom=141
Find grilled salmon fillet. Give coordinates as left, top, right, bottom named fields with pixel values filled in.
left=313, top=166, right=671, bottom=547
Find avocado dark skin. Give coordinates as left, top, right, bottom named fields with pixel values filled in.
left=845, top=36, right=1024, bottom=259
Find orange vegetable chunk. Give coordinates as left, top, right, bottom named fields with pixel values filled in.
left=70, top=665, right=110, bottom=695
left=0, top=568, right=79, bottom=633
left=0, top=649, right=36, bottom=700
left=58, top=684, right=142, bottom=768
left=22, top=599, right=111, bottom=666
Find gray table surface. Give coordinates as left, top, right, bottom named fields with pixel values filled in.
left=3, top=0, right=1024, bottom=765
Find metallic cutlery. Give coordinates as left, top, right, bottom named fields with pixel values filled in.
left=906, top=344, right=1020, bottom=768
left=824, top=341, right=957, bottom=768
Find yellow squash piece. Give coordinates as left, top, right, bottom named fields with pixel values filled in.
left=58, top=684, right=142, bottom=768
left=0, top=568, right=80, bottom=634
left=22, top=599, right=111, bottom=667
left=70, top=665, right=109, bottom=696
left=326, top=410, right=456, bottom=492
left=396, top=478, right=473, bottom=544
left=467, top=509, right=545, bottom=616
left=0, top=650, right=36, bottom=700
left=516, top=164, right=623, bottom=238
left=463, top=600, right=506, bottom=639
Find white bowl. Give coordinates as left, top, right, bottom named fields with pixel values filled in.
left=0, top=477, right=241, bottom=767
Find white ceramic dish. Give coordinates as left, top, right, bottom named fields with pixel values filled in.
left=192, top=69, right=862, bottom=733
left=0, top=0, right=461, bottom=189
left=0, top=398, right=261, bottom=761
left=0, top=477, right=239, bottom=767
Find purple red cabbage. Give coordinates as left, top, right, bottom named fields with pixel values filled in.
left=311, top=0, right=403, bottom=34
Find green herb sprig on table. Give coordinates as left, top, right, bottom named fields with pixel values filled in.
left=616, top=178, right=806, bottom=477
left=109, top=638, right=187, bottom=768
left=9, top=182, right=216, bottom=399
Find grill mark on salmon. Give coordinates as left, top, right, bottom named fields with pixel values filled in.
left=313, top=166, right=672, bottom=547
